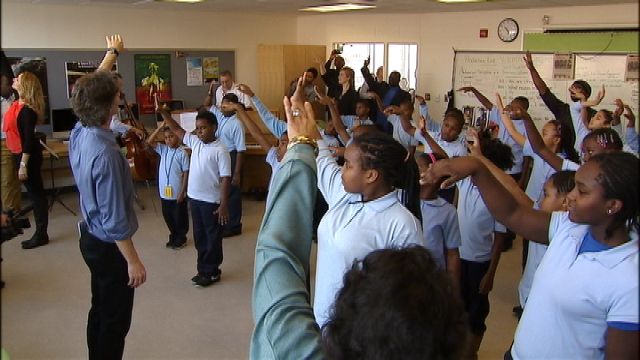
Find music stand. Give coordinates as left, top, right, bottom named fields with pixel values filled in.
left=40, top=140, right=77, bottom=216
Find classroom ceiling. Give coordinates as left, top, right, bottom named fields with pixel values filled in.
left=17, top=0, right=638, bottom=14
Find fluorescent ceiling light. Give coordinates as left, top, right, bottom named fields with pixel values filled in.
left=300, top=3, right=376, bottom=12
left=437, top=0, right=487, bottom=3
left=160, top=0, right=204, bottom=3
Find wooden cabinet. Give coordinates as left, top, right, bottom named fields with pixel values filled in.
left=257, top=44, right=327, bottom=118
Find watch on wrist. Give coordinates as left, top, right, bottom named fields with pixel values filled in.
left=107, top=47, right=120, bottom=57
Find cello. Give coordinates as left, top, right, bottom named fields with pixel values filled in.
left=120, top=93, right=159, bottom=182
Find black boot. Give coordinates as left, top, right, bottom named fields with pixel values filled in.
left=21, top=198, right=49, bottom=249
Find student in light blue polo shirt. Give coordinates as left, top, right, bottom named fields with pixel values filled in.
left=428, top=118, right=638, bottom=359
left=416, top=152, right=461, bottom=288
left=146, top=123, right=190, bottom=249
left=455, top=129, right=513, bottom=359
left=210, top=93, right=246, bottom=237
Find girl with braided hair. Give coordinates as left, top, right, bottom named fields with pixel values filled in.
left=312, top=126, right=425, bottom=329
left=427, top=118, right=638, bottom=359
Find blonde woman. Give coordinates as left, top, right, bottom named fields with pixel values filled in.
left=2, top=71, right=48, bottom=249
left=336, top=66, right=359, bottom=116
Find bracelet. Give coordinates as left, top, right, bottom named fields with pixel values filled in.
left=287, top=135, right=318, bottom=154
left=107, top=47, right=120, bottom=57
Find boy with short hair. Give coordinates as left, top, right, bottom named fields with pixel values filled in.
left=146, top=122, right=190, bottom=249
left=158, top=106, right=231, bottom=287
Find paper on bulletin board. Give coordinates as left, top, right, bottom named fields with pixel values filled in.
left=203, top=57, right=219, bottom=83
left=186, top=57, right=203, bottom=87
left=625, top=54, right=639, bottom=81
left=552, top=53, right=575, bottom=80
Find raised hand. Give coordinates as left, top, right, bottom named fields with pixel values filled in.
left=106, top=34, right=124, bottom=53
left=523, top=51, right=533, bottom=69
left=284, top=75, right=321, bottom=140
left=237, top=84, right=255, bottom=97
left=384, top=105, right=402, bottom=116
left=613, top=98, right=624, bottom=117
left=426, top=156, right=481, bottom=189
left=623, top=105, right=636, bottom=127
left=363, top=56, right=370, bottom=68
left=314, top=86, right=331, bottom=105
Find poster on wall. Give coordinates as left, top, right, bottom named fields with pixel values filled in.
left=186, top=57, right=203, bottom=87
left=552, top=53, right=575, bottom=80
left=8, top=57, right=50, bottom=123
left=625, top=54, right=639, bottom=81
left=203, top=57, right=219, bottom=83
left=66, top=61, right=117, bottom=98
left=134, top=54, right=172, bottom=115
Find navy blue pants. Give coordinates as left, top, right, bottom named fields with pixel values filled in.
left=190, top=199, right=223, bottom=277
left=79, top=223, right=134, bottom=360
left=460, top=259, right=491, bottom=336
left=225, top=150, right=242, bottom=233
left=161, top=198, right=189, bottom=246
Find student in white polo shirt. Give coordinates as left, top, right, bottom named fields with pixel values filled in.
left=428, top=137, right=638, bottom=359
left=312, top=128, right=424, bottom=328
left=159, top=108, right=231, bottom=288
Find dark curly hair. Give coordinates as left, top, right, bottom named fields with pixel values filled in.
left=477, top=129, right=514, bottom=170
left=351, top=132, right=421, bottom=223
left=322, top=246, right=467, bottom=360
left=589, top=152, right=639, bottom=239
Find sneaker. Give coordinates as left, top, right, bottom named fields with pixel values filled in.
left=194, top=273, right=221, bottom=287
left=191, top=274, right=203, bottom=284
left=165, top=241, right=173, bottom=248
left=172, top=242, right=187, bottom=250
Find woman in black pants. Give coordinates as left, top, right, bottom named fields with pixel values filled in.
left=3, top=71, right=48, bottom=249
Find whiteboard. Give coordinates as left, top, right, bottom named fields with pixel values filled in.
left=453, top=51, right=639, bottom=128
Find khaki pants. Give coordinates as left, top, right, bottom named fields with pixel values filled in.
left=1, top=139, right=21, bottom=211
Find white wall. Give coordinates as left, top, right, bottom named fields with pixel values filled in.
left=0, top=1, right=298, bottom=88
left=297, top=3, right=639, bottom=115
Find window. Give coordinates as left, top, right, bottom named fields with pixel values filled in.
left=334, top=43, right=384, bottom=89
left=388, top=43, right=418, bottom=92
left=332, top=42, right=419, bottom=93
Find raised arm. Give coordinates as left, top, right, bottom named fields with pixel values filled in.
left=98, top=34, right=124, bottom=71
left=324, top=96, right=350, bottom=145
left=428, top=156, right=550, bottom=245
left=457, top=86, right=493, bottom=109
left=517, top=105, right=564, bottom=171
left=361, top=57, right=382, bottom=96
left=416, top=116, right=449, bottom=160
left=466, top=128, right=532, bottom=207
left=251, top=93, right=322, bottom=358
left=145, top=120, right=165, bottom=148
left=396, top=106, right=417, bottom=137
left=579, top=85, right=605, bottom=108
left=496, top=93, right=526, bottom=146
left=156, top=99, right=185, bottom=140
left=237, top=84, right=287, bottom=138
left=203, top=81, right=215, bottom=107
left=523, top=51, right=550, bottom=96
left=232, top=103, right=273, bottom=152
left=415, top=95, right=440, bottom=133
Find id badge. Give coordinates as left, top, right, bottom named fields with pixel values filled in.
left=164, top=185, right=174, bottom=198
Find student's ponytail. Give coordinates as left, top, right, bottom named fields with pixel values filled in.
left=352, top=132, right=422, bottom=224
left=396, top=155, right=422, bottom=224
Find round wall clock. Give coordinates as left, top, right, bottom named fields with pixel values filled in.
left=498, top=18, right=519, bottom=42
